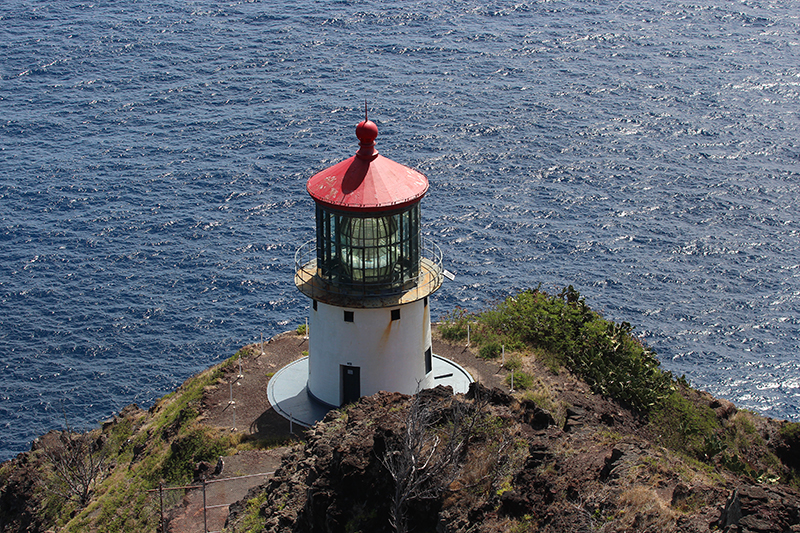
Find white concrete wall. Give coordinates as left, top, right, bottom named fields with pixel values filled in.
left=307, top=299, right=433, bottom=406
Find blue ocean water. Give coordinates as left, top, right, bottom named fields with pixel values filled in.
left=1, top=0, right=798, bottom=461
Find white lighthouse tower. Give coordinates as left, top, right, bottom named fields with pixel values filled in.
left=268, top=112, right=472, bottom=423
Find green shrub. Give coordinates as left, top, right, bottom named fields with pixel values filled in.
left=505, top=355, right=522, bottom=371
left=506, top=371, right=534, bottom=390
left=780, top=421, right=800, bottom=443
left=472, top=286, right=671, bottom=411
left=440, top=287, right=671, bottom=410
left=648, top=390, right=720, bottom=458
left=479, top=341, right=503, bottom=360
left=439, top=308, right=471, bottom=341
left=296, top=324, right=307, bottom=336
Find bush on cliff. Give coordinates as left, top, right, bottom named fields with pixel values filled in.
left=439, top=307, right=471, bottom=341
left=442, top=285, right=672, bottom=412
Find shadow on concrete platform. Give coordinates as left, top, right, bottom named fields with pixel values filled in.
left=267, top=355, right=473, bottom=428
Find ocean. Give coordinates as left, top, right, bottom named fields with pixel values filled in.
left=1, top=0, right=798, bottom=461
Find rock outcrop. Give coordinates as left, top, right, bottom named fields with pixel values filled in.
left=227, top=382, right=800, bottom=533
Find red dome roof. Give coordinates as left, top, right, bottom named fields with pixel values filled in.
left=306, top=119, right=429, bottom=212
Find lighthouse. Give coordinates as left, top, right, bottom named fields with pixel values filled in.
left=268, top=112, right=472, bottom=424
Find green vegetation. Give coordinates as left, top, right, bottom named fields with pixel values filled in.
left=509, top=514, right=536, bottom=533
left=479, top=341, right=503, bottom=360
left=439, top=307, right=471, bottom=341
left=649, top=389, right=718, bottom=455
left=506, top=370, right=534, bottom=391
left=504, top=356, right=522, bottom=372
left=441, top=285, right=672, bottom=412
left=240, top=491, right=269, bottom=533
left=780, top=421, right=800, bottom=442
left=158, top=427, right=229, bottom=485
left=648, top=384, right=783, bottom=482
left=523, top=378, right=568, bottom=428
left=150, top=350, right=239, bottom=437
left=67, top=368, right=238, bottom=531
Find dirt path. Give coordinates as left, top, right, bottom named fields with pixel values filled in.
left=165, top=449, right=287, bottom=533
left=165, top=332, right=306, bottom=533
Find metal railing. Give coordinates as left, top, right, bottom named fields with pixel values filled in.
left=294, top=238, right=443, bottom=305
left=148, top=471, right=275, bottom=533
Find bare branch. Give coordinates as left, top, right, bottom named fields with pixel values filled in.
left=40, top=427, right=107, bottom=507
left=380, top=391, right=487, bottom=533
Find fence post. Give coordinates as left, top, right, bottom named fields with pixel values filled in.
left=202, top=477, right=208, bottom=533
left=159, top=481, right=164, bottom=533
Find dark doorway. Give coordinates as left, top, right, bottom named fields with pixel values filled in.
left=341, top=365, right=361, bottom=405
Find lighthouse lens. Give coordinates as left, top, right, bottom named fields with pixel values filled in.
left=314, top=204, right=421, bottom=292
left=340, top=215, right=398, bottom=284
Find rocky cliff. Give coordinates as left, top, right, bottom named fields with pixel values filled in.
left=227, top=379, right=800, bottom=533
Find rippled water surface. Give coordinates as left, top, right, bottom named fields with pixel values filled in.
left=1, top=0, right=799, bottom=460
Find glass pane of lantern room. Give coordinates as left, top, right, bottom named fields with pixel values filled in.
left=316, top=206, right=338, bottom=279
left=339, top=215, right=399, bottom=285
left=401, top=205, right=420, bottom=281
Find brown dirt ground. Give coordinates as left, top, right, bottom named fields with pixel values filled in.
left=165, top=449, right=286, bottom=533
left=200, top=331, right=311, bottom=439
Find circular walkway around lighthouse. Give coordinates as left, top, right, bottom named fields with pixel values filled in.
left=267, top=355, right=474, bottom=428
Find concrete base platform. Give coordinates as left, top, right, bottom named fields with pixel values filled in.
left=267, top=355, right=474, bottom=428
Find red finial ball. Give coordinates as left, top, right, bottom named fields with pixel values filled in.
left=356, top=120, right=378, bottom=146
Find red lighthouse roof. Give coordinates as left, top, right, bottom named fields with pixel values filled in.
left=306, top=118, right=429, bottom=212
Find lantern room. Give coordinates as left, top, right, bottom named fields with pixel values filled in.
left=296, top=115, right=440, bottom=307
left=314, top=202, right=419, bottom=288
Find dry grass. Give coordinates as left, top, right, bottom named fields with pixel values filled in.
left=602, top=486, right=675, bottom=533
left=522, top=376, right=569, bottom=428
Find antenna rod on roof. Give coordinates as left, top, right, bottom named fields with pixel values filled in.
left=364, top=100, right=368, bottom=122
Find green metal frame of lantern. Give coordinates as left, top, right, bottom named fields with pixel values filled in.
left=316, top=203, right=421, bottom=287
left=294, top=204, right=442, bottom=308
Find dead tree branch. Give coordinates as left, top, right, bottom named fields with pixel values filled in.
left=381, top=390, right=486, bottom=533
left=40, top=423, right=107, bottom=507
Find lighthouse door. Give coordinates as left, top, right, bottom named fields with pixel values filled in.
left=341, top=365, right=361, bottom=405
